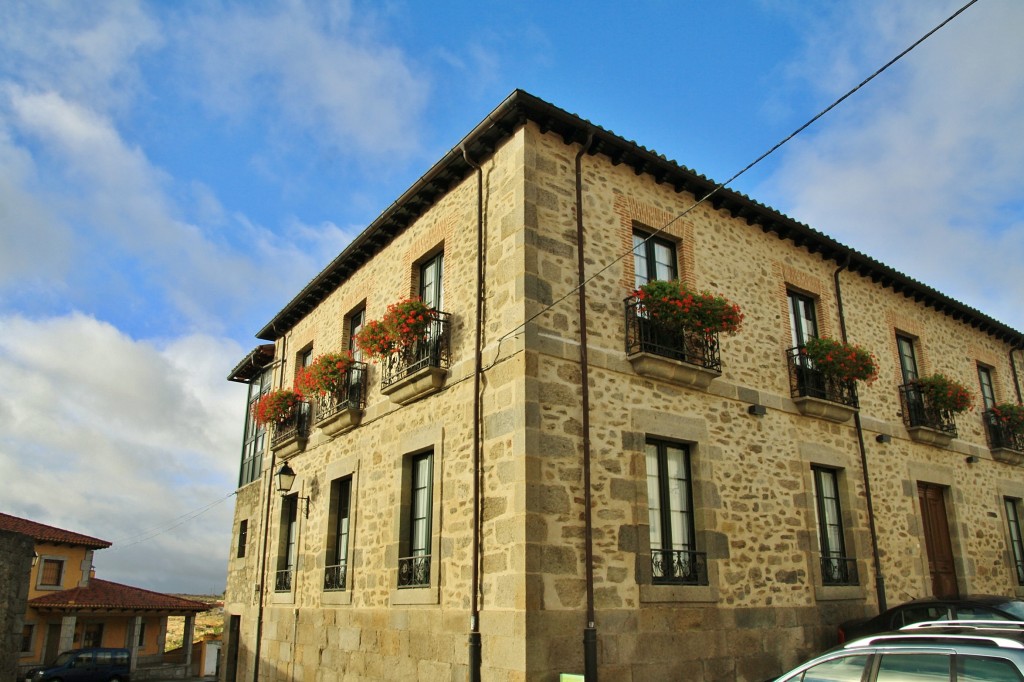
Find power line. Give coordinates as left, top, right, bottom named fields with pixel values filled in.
left=108, top=492, right=236, bottom=549
left=484, top=0, right=979, bottom=370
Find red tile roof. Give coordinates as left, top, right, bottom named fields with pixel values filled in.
left=29, top=578, right=210, bottom=613
left=0, top=512, right=111, bottom=549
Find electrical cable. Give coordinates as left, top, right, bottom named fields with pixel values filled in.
left=483, top=0, right=979, bottom=371
left=108, top=491, right=236, bottom=548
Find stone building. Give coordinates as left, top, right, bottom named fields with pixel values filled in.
left=222, top=90, right=1024, bottom=682
left=0, top=512, right=209, bottom=678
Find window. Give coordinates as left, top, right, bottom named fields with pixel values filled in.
left=236, top=520, right=248, bottom=559
left=82, top=623, right=103, bottom=648
left=788, top=291, right=818, bottom=347
left=813, top=467, right=856, bottom=586
left=21, top=623, right=34, bottom=653
left=239, top=365, right=272, bottom=486
left=798, top=655, right=869, bottom=681
left=348, top=307, right=365, bottom=361
left=1006, top=497, right=1024, bottom=586
left=38, top=558, right=64, bottom=587
left=897, top=334, right=919, bottom=384
left=398, top=451, right=433, bottom=588
left=876, top=653, right=950, bottom=680
left=958, top=655, right=1024, bottom=682
left=325, top=477, right=352, bottom=591
left=645, top=439, right=706, bottom=585
left=276, top=495, right=298, bottom=592
left=419, top=252, right=444, bottom=310
left=632, top=229, right=677, bottom=288
left=978, top=365, right=997, bottom=411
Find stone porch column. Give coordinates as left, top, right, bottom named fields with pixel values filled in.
left=58, top=615, right=76, bottom=652
left=183, top=614, right=195, bottom=667
left=125, top=615, right=141, bottom=671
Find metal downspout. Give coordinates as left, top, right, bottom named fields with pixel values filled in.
left=461, top=144, right=484, bottom=682
left=833, top=261, right=887, bottom=612
left=575, top=132, right=598, bottom=681
left=253, top=338, right=287, bottom=682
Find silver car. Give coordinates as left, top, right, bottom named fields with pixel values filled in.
left=772, top=622, right=1024, bottom=681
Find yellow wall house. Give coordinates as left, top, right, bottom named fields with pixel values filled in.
left=222, top=91, right=1024, bottom=682
left=0, top=513, right=209, bottom=677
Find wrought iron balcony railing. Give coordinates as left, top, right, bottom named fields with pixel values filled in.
left=786, top=347, right=859, bottom=408
left=274, top=568, right=293, bottom=592
left=271, top=401, right=311, bottom=449
left=820, top=554, right=858, bottom=586
left=397, top=554, right=431, bottom=589
left=312, top=363, right=368, bottom=423
left=380, top=311, right=451, bottom=390
left=984, top=409, right=1024, bottom=452
left=899, top=384, right=957, bottom=436
left=650, top=548, right=709, bottom=586
left=624, top=297, right=722, bottom=372
left=324, top=562, right=347, bottom=591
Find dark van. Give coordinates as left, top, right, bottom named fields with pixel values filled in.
left=25, top=647, right=130, bottom=682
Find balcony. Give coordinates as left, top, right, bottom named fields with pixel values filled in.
left=274, top=568, right=293, bottom=593
left=820, top=554, right=858, bottom=586
left=650, top=548, right=709, bottom=586
left=270, top=402, right=311, bottom=458
left=312, top=363, right=368, bottom=436
left=899, top=384, right=957, bottom=446
left=624, top=297, right=722, bottom=390
left=786, top=347, right=858, bottom=423
left=397, top=554, right=431, bottom=588
left=380, top=311, right=451, bottom=405
left=324, top=562, right=347, bottom=591
left=984, top=409, right=1024, bottom=465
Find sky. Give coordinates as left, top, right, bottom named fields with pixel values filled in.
left=0, top=1, right=1021, bottom=594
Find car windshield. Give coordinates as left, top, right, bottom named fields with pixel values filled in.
left=51, top=652, right=75, bottom=666
left=996, top=600, right=1024, bottom=620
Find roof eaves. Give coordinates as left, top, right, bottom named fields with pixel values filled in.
left=252, top=90, right=1024, bottom=347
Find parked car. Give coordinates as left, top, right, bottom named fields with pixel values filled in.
left=838, top=594, right=1024, bottom=643
left=24, top=647, right=130, bottom=682
left=771, top=622, right=1024, bottom=681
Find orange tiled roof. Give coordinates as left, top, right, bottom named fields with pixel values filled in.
left=29, top=578, right=210, bottom=613
left=0, top=512, right=111, bottom=549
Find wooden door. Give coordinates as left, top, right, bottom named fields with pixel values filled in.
left=918, top=482, right=959, bottom=598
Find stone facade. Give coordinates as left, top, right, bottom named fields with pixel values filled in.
left=223, top=92, right=1024, bottom=682
left=1, top=529, right=34, bottom=681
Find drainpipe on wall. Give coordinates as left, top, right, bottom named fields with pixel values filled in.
left=832, top=261, right=887, bottom=613
left=574, top=132, right=598, bottom=682
left=253, top=337, right=286, bottom=682
left=460, top=143, right=484, bottom=682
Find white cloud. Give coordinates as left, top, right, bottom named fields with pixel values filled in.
left=0, top=1, right=161, bottom=114
left=759, top=1, right=1024, bottom=331
left=0, top=313, right=246, bottom=592
left=180, top=0, right=429, bottom=157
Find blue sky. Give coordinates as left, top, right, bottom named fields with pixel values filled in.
left=1, top=1, right=1021, bottom=594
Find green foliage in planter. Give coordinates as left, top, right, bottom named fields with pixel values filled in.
left=297, top=351, right=355, bottom=396
left=802, top=337, right=878, bottom=383
left=912, top=374, right=973, bottom=414
left=355, top=298, right=435, bottom=360
left=633, top=280, right=743, bottom=335
left=253, top=389, right=303, bottom=426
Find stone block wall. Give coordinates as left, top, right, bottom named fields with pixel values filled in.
left=223, top=117, right=1024, bottom=682
left=1, top=529, right=34, bottom=681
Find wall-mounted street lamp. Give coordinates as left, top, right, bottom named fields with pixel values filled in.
left=747, top=404, right=767, bottom=417
left=276, top=461, right=310, bottom=518
left=875, top=434, right=892, bottom=444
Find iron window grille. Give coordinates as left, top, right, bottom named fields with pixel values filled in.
left=270, top=401, right=311, bottom=448
left=624, top=297, right=722, bottom=372
left=786, top=346, right=859, bottom=408
left=324, top=562, right=347, bottom=591
left=397, top=555, right=431, bottom=588
left=820, top=554, right=859, bottom=587
left=985, top=410, right=1024, bottom=452
left=899, top=383, right=957, bottom=436
left=380, top=311, right=451, bottom=389
left=650, top=548, right=709, bottom=586
left=312, top=362, right=368, bottom=423
left=274, top=569, right=293, bottom=592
